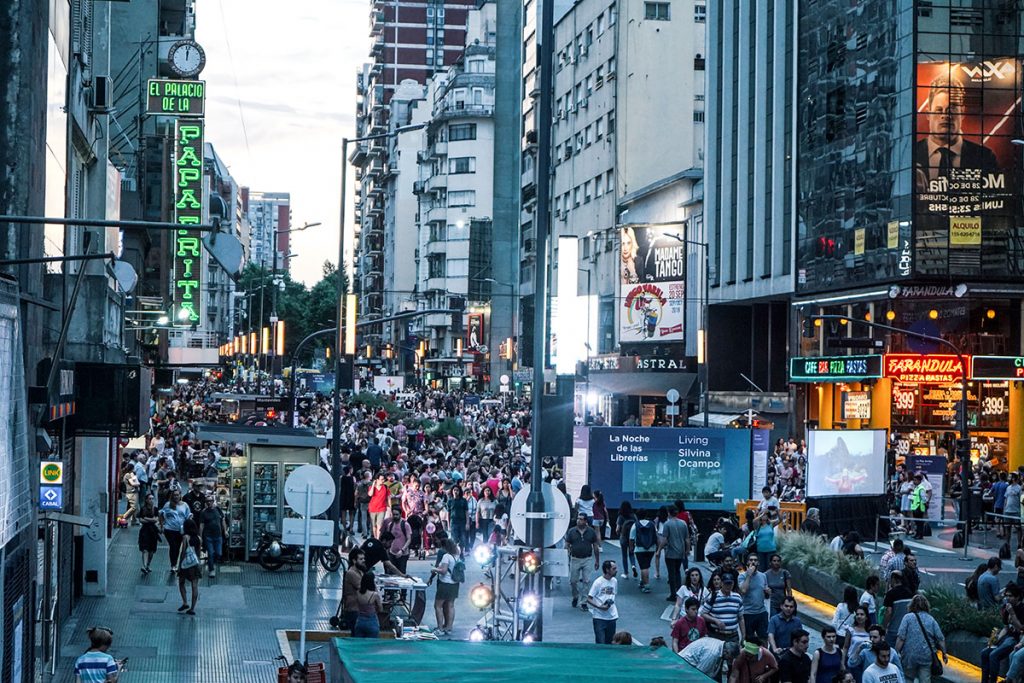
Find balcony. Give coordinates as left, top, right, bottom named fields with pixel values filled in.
left=348, top=142, right=369, bottom=165
left=370, top=35, right=384, bottom=57
left=381, top=161, right=397, bottom=179
left=370, top=8, right=385, bottom=35
left=426, top=173, right=446, bottom=192
left=365, top=199, right=383, bottom=217
left=413, top=180, right=426, bottom=194
left=434, top=104, right=494, bottom=123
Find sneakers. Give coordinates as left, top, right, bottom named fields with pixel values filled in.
left=640, top=584, right=651, bottom=594
left=580, top=603, right=589, bottom=612
left=177, top=604, right=189, bottom=612
left=432, top=628, right=446, bottom=637
left=209, top=569, right=216, bottom=578
left=632, top=566, right=638, bottom=579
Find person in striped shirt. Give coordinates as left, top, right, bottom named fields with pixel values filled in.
left=700, top=574, right=746, bottom=643
left=74, top=626, right=121, bottom=682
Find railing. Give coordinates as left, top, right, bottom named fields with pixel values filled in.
left=735, top=500, right=806, bottom=532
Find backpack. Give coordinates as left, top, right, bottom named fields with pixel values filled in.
left=450, top=557, right=466, bottom=583
left=635, top=521, right=657, bottom=551
left=965, top=575, right=979, bottom=602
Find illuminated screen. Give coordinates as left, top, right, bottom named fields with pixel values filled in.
left=806, top=430, right=887, bottom=498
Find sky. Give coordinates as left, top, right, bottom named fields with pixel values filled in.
left=195, top=0, right=367, bottom=285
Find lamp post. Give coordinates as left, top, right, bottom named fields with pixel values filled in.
left=663, top=230, right=709, bottom=427
left=269, top=222, right=320, bottom=395
left=331, top=122, right=426, bottom=543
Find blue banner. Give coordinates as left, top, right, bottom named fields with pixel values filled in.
left=588, top=427, right=753, bottom=510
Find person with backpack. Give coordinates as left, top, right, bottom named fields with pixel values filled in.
left=382, top=504, right=414, bottom=574
left=430, top=538, right=463, bottom=637
left=630, top=509, right=659, bottom=594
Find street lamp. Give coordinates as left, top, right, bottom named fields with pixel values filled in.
left=330, top=122, right=427, bottom=542
left=662, top=229, right=709, bottom=427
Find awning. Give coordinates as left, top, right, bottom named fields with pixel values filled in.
left=194, top=423, right=326, bottom=448
left=585, top=372, right=696, bottom=398
left=687, top=412, right=743, bottom=427
left=124, top=436, right=148, bottom=451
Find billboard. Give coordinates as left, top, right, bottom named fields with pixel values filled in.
left=466, top=313, right=484, bottom=352
left=618, top=225, right=686, bottom=343
left=914, top=59, right=1021, bottom=277
left=587, top=427, right=752, bottom=510
left=173, top=119, right=204, bottom=324
left=806, top=430, right=887, bottom=498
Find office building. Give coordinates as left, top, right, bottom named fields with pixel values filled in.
left=246, top=191, right=292, bottom=273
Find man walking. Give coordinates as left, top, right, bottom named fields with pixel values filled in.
left=565, top=513, right=600, bottom=609
left=861, top=643, right=905, bottom=683
left=198, top=495, right=228, bottom=578
left=587, top=560, right=618, bottom=644
left=738, top=554, right=770, bottom=642
left=776, top=628, right=811, bottom=683
left=660, top=505, right=690, bottom=601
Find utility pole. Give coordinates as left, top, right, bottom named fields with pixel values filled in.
left=526, top=0, right=556, bottom=642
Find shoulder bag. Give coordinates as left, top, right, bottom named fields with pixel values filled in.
left=913, top=612, right=943, bottom=676
left=179, top=536, right=201, bottom=570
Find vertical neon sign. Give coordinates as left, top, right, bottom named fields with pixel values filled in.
left=173, top=119, right=204, bottom=323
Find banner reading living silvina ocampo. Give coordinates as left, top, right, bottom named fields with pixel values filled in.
left=587, top=427, right=752, bottom=510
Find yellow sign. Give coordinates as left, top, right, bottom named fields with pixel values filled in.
left=854, top=228, right=865, bottom=255
left=887, top=221, right=899, bottom=249
left=950, top=216, right=981, bottom=246
left=40, top=461, right=63, bottom=485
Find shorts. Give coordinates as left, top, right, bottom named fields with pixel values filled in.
left=635, top=551, right=654, bottom=570
left=435, top=580, right=460, bottom=602
left=178, top=564, right=202, bottom=583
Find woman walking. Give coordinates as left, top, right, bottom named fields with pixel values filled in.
left=430, top=538, right=461, bottom=636
left=447, top=485, right=469, bottom=555
left=895, top=594, right=948, bottom=683
left=159, top=489, right=191, bottom=573
left=592, top=490, right=608, bottom=544
left=352, top=572, right=383, bottom=638
left=810, top=625, right=843, bottom=683
left=176, top=518, right=202, bottom=615
left=137, top=493, right=160, bottom=574
left=616, top=501, right=638, bottom=579
left=476, top=486, right=496, bottom=544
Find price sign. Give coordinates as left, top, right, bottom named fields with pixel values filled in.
left=893, top=386, right=917, bottom=411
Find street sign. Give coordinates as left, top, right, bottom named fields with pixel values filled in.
left=284, top=465, right=336, bottom=517
left=39, top=486, right=63, bottom=511
left=666, top=405, right=680, bottom=416
left=500, top=374, right=510, bottom=385
left=510, top=483, right=571, bottom=548
left=282, top=518, right=334, bottom=547
left=665, top=388, right=680, bottom=404
left=40, top=461, right=63, bottom=485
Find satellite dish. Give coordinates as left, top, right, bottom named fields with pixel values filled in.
left=110, top=260, right=138, bottom=293
left=203, top=232, right=244, bottom=278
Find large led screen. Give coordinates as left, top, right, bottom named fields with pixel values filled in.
left=806, top=429, right=887, bottom=498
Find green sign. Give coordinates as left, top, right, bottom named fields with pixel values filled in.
left=972, top=356, right=1024, bottom=381
left=789, top=355, right=883, bottom=383
left=173, top=119, right=204, bottom=323
left=147, top=79, right=206, bottom=116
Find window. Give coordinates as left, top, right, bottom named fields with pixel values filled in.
left=427, top=254, right=446, bottom=278
left=606, top=170, right=614, bottom=193
left=607, top=111, right=616, bottom=135
left=555, top=143, right=562, bottom=163
left=426, top=52, right=434, bottom=66
left=594, top=174, right=603, bottom=197
left=597, top=12, right=606, bottom=34
left=585, top=74, right=594, bottom=94
left=694, top=4, right=706, bottom=22
left=449, top=157, right=475, bottom=174
left=595, top=117, right=604, bottom=139
left=694, top=53, right=705, bottom=70
left=429, top=222, right=445, bottom=242
left=573, top=187, right=581, bottom=207
left=607, top=56, right=616, bottom=75
left=644, top=2, right=670, bottom=20
left=693, top=111, right=705, bottom=122
left=695, top=93, right=704, bottom=102
left=584, top=180, right=591, bottom=203
left=449, top=123, right=477, bottom=141
left=608, top=4, right=616, bottom=24
left=448, top=190, right=476, bottom=207
left=585, top=124, right=594, bottom=146
left=575, top=131, right=584, bottom=151
left=575, top=83, right=583, bottom=106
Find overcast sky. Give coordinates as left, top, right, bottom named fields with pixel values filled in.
left=195, top=0, right=367, bottom=285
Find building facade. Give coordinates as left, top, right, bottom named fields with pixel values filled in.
left=702, top=0, right=796, bottom=430
left=245, top=191, right=291, bottom=273
left=792, top=2, right=1024, bottom=468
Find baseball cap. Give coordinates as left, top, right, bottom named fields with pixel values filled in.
left=742, top=641, right=760, bottom=656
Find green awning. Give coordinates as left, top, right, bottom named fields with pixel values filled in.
left=332, top=639, right=714, bottom=683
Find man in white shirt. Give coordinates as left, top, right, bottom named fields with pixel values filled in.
left=862, top=642, right=904, bottom=683
left=587, top=560, right=618, bottom=644
left=704, top=523, right=729, bottom=565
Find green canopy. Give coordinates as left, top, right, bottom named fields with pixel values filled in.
left=331, top=638, right=715, bottom=683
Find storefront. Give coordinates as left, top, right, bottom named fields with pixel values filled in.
left=580, top=353, right=697, bottom=426
left=791, top=353, right=1024, bottom=470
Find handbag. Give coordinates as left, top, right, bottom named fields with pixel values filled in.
left=179, top=537, right=200, bottom=570
left=914, top=612, right=943, bottom=676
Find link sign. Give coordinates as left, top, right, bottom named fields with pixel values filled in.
left=173, top=119, right=204, bottom=324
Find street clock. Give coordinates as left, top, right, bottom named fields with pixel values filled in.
left=168, top=39, right=206, bottom=79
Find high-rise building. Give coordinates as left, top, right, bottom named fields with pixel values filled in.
left=702, top=1, right=796, bottom=426
left=245, top=191, right=292, bottom=273
left=792, top=2, right=1024, bottom=465
left=351, top=0, right=479, bottom=324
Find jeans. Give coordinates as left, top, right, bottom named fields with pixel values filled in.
left=165, top=529, right=183, bottom=569
left=569, top=556, right=593, bottom=601
left=451, top=520, right=470, bottom=553
left=357, top=502, right=369, bottom=533
left=1007, top=645, right=1024, bottom=681
left=592, top=618, right=616, bottom=644
left=981, top=635, right=1016, bottom=683
left=353, top=614, right=380, bottom=638
left=204, top=535, right=223, bottom=571
left=478, top=519, right=493, bottom=543
left=665, top=557, right=686, bottom=599
left=743, top=611, right=769, bottom=642
left=620, top=542, right=637, bottom=576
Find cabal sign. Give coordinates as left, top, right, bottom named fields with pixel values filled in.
left=174, top=119, right=204, bottom=323
left=884, top=354, right=970, bottom=384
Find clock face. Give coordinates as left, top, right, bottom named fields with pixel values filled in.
left=170, top=40, right=206, bottom=77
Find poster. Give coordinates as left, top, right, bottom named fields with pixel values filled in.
left=466, top=313, right=484, bottom=352
left=750, top=429, right=770, bottom=499
left=906, top=455, right=947, bottom=522
left=619, top=225, right=686, bottom=342
left=914, top=59, right=1020, bottom=275
left=587, top=427, right=752, bottom=510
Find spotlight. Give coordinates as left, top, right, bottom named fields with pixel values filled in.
left=522, top=633, right=535, bottom=643
left=473, top=543, right=495, bottom=567
left=469, top=628, right=487, bottom=642
left=470, top=583, right=494, bottom=610
left=519, top=549, right=541, bottom=574
left=519, top=592, right=539, bottom=616
left=885, top=310, right=896, bottom=321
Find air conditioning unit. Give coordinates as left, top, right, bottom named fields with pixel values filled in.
left=580, top=97, right=589, bottom=108
left=91, top=75, right=112, bottom=113
left=554, top=209, right=563, bottom=219
left=606, top=71, right=616, bottom=80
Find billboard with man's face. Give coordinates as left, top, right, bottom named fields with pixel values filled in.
left=914, top=59, right=1022, bottom=277
left=618, top=225, right=687, bottom=343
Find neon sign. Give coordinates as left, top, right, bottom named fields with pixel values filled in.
left=788, top=355, right=883, bottom=382
left=173, top=119, right=204, bottom=323
left=884, top=354, right=969, bottom=384
left=971, top=356, right=1024, bottom=381
left=146, top=79, right=206, bottom=116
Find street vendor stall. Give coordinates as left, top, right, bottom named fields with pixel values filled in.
left=329, top=639, right=714, bottom=683
left=194, top=423, right=327, bottom=559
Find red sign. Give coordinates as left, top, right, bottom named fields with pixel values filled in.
left=884, top=354, right=970, bottom=384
